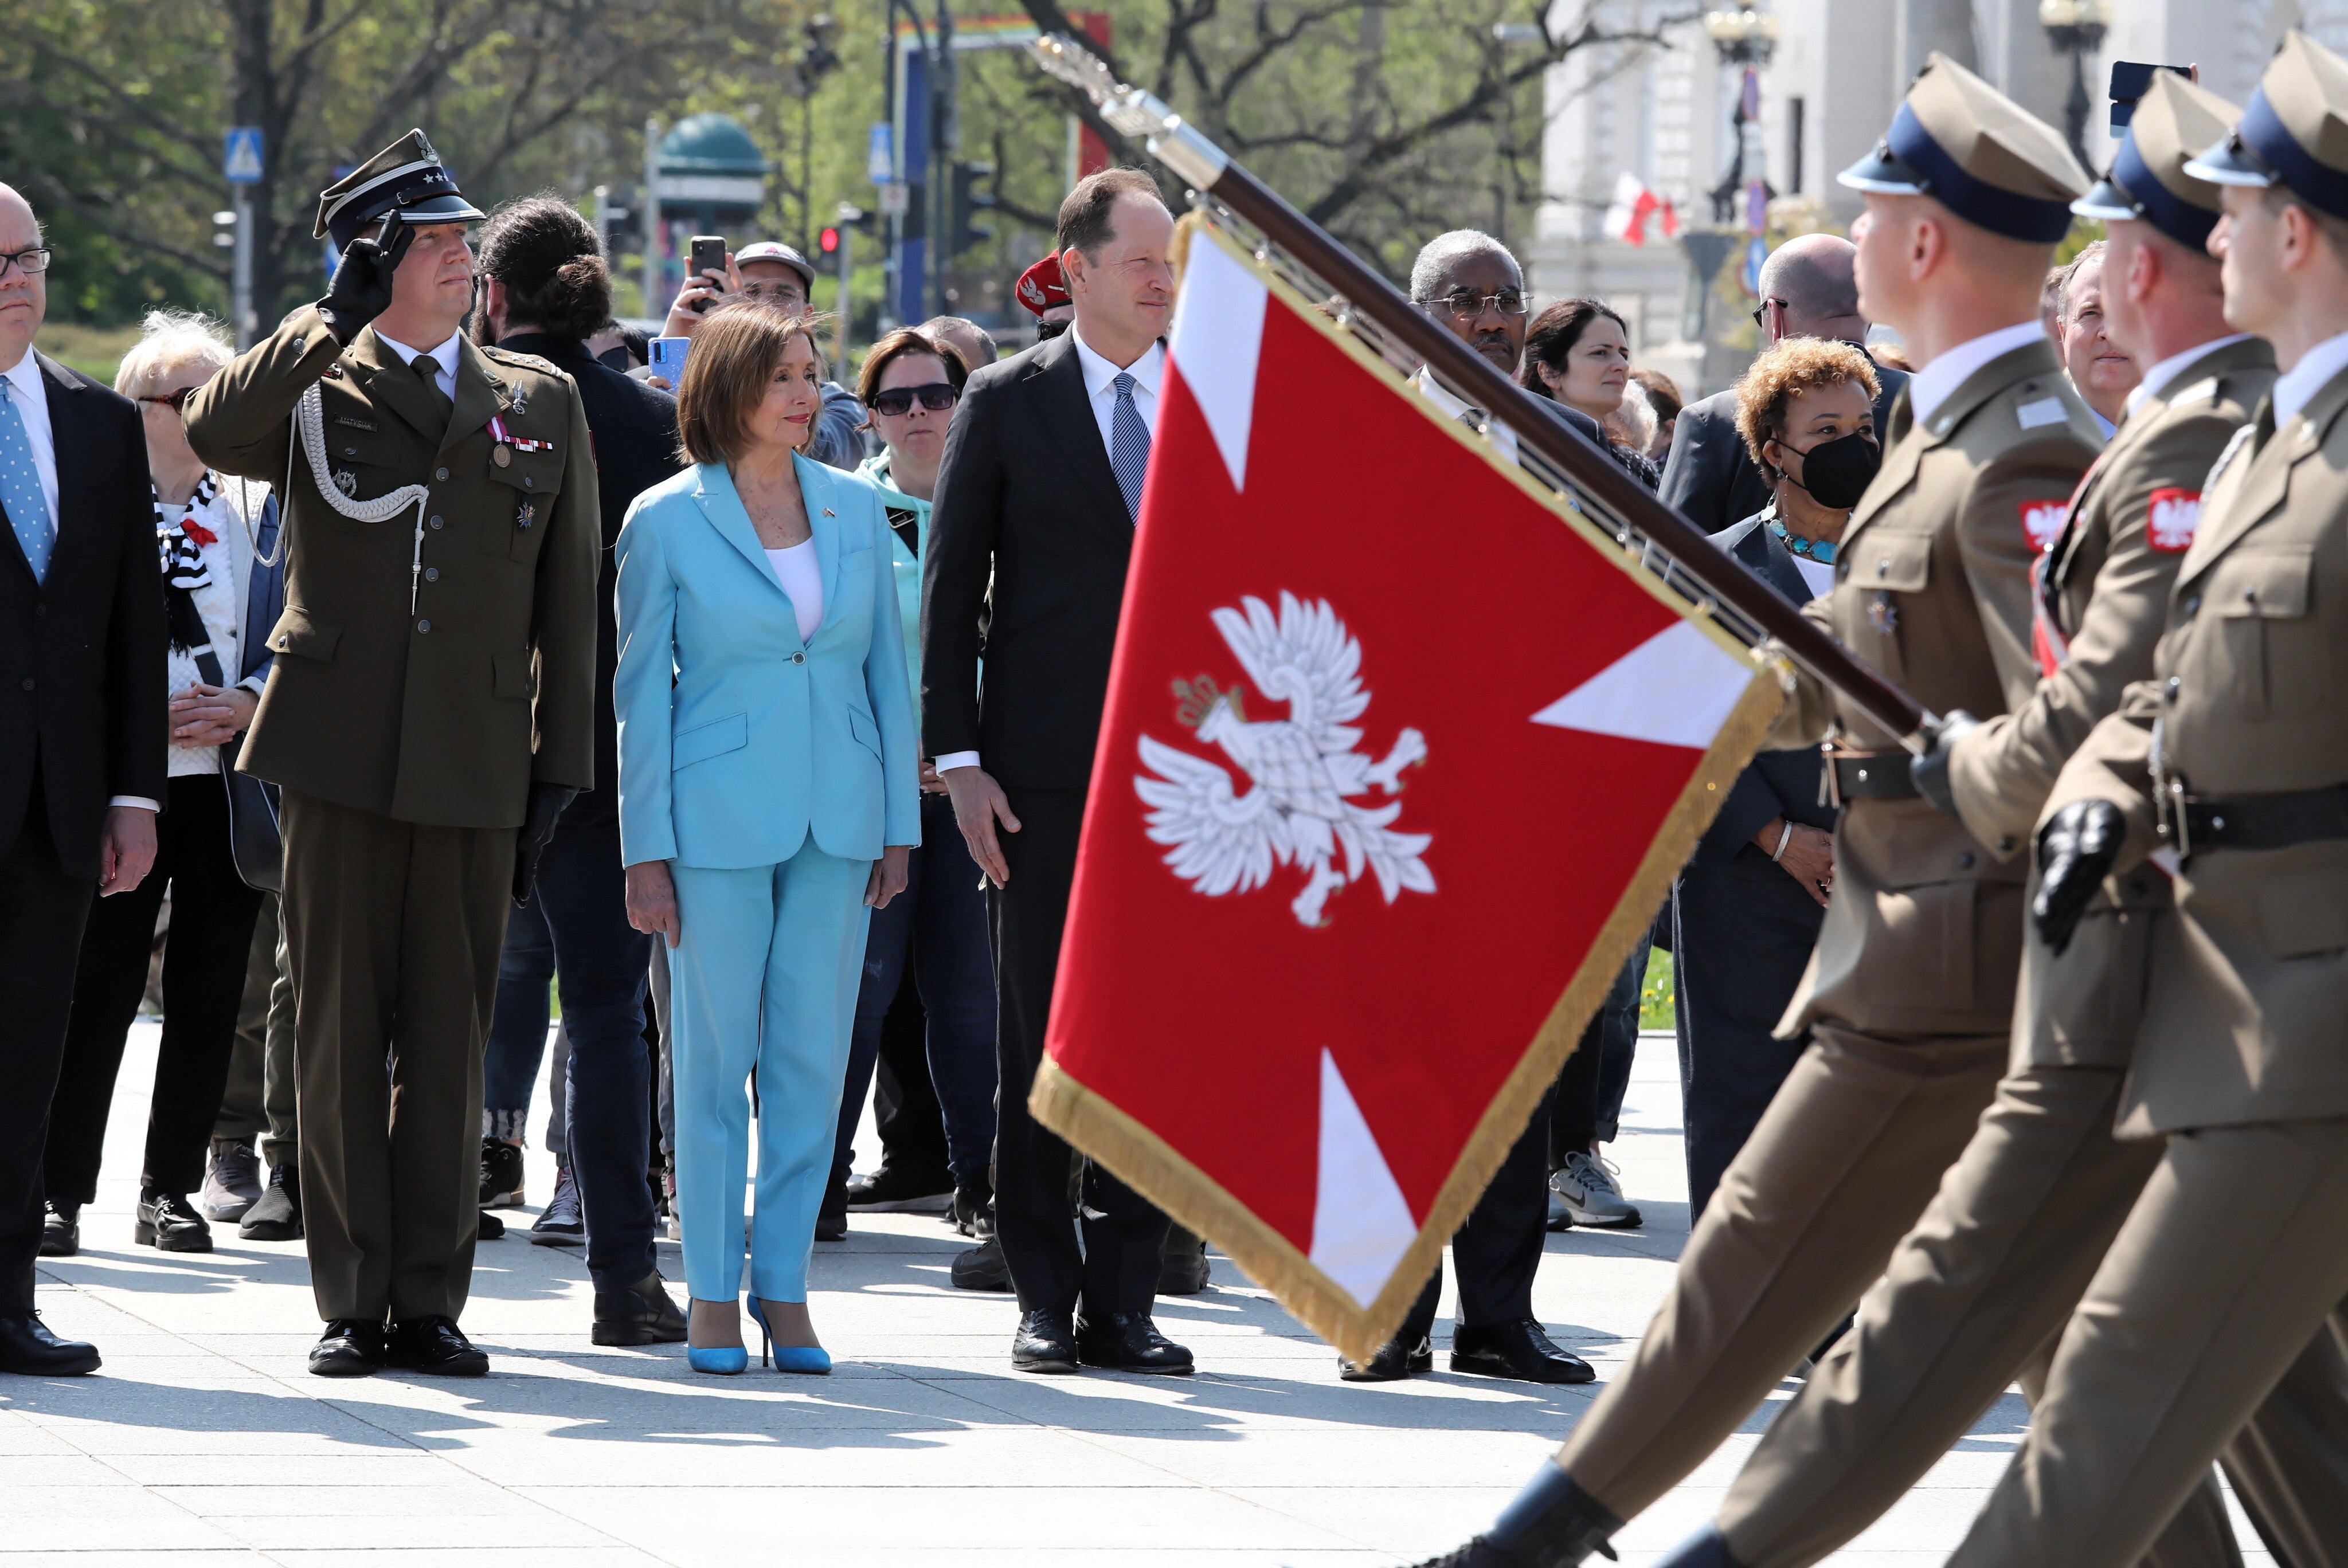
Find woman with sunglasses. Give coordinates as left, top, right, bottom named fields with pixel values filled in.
left=820, top=330, right=1000, bottom=1241
left=39, top=310, right=283, bottom=1259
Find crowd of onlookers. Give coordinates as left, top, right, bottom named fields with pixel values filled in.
left=6, top=154, right=2141, bottom=1384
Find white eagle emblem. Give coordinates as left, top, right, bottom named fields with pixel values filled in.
left=1134, top=592, right=1434, bottom=928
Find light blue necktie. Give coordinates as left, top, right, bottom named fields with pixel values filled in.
left=1110, top=370, right=1150, bottom=522
left=0, top=377, right=54, bottom=583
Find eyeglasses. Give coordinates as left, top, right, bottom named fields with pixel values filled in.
left=866, top=382, right=959, bottom=417
left=0, top=248, right=52, bottom=278
left=741, top=281, right=807, bottom=304
left=1433, top=288, right=1528, bottom=320
left=136, top=386, right=202, bottom=413
left=1751, top=297, right=1791, bottom=328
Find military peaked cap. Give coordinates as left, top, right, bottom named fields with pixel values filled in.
left=1841, top=52, right=2090, bottom=242
left=2075, top=72, right=2240, bottom=250
left=314, top=130, right=486, bottom=250
left=2186, top=31, right=2348, bottom=222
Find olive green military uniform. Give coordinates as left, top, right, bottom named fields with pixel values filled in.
left=186, top=305, right=597, bottom=1324
left=1711, top=329, right=2289, bottom=1568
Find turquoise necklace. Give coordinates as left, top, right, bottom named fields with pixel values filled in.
left=1766, top=504, right=1839, bottom=565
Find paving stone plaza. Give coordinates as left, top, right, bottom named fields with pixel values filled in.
left=10, top=1024, right=2275, bottom=1566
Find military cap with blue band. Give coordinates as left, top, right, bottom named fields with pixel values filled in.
left=2185, top=31, right=2348, bottom=223
left=2074, top=72, right=2240, bottom=250
left=1840, top=52, right=2089, bottom=242
left=314, top=129, right=486, bottom=252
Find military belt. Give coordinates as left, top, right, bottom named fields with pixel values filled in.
left=1827, top=749, right=1919, bottom=805
left=2179, top=787, right=2348, bottom=854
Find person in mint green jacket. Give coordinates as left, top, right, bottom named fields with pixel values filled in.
left=825, top=329, right=1000, bottom=1236
left=615, top=307, right=918, bottom=1374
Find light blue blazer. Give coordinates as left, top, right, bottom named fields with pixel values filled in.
left=614, top=456, right=921, bottom=871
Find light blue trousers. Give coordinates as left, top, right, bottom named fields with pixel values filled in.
left=670, top=845, right=872, bottom=1304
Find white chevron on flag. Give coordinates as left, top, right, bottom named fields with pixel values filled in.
left=1529, top=620, right=1753, bottom=749
left=1165, top=234, right=1270, bottom=494
left=1308, top=1048, right=1418, bottom=1308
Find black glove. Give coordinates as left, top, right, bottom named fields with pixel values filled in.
left=1909, top=708, right=1979, bottom=818
left=2032, top=799, right=2126, bottom=956
left=314, top=219, right=418, bottom=344
left=512, top=782, right=578, bottom=906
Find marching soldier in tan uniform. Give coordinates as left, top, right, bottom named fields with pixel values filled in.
left=1413, top=56, right=2100, bottom=1568
left=1943, top=33, right=2348, bottom=1567
left=1656, top=72, right=2343, bottom=1568
left=186, top=132, right=598, bottom=1379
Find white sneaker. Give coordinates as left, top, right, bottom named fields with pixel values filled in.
left=199, top=1139, right=263, bottom=1221
left=1549, top=1150, right=1641, bottom=1229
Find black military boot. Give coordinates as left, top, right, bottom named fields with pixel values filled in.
left=1413, top=1461, right=1621, bottom=1567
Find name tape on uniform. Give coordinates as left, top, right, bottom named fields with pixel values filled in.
left=2016, top=396, right=2070, bottom=430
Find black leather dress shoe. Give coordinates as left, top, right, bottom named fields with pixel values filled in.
left=135, top=1190, right=213, bottom=1253
left=477, top=1210, right=505, bottom=1240
left=1450, top=1320, right=1595, bottom=1385
left=592, top=1270, right=688, bottom=1346
left=308, top=1319, right=386, bottom=1378
left=1340, top=1334, right=1434, bottom=1382
left=950, top=1236, right=1011, bottom=1291
left=1411, top=1461, right=1622, bottom=1567
left=1075, top=1311, right=1195, bottom=1374
left=38, top=1200, right=78, bottom=1257
left=0, top=1312, right=100, bottom=1376
left=386, top=1315, right=488, bottom=1376
left=1011, top=1309, right=1079, bottom=1374
left=815, top=1179, right=849, bottom=1241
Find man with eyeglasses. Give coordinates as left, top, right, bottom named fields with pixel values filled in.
left=656, top=238, right=866, bottom=469
left=184, top=131, right=600, bottom=1381
left=1661, top=233, right=1909, bottom=534
left=0, top=185, right=166, bottom=1377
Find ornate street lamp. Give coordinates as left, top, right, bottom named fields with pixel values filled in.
left=1703, top=9, right=1781, bottom=225
left=2040, top=0, right=2112, bottom=171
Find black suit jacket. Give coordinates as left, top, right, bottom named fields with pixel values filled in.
left=498, top=332, right=683, bottom=825
left=1661, top=361, right=1909, bottom=535
left=0, top=353, right=166, bottom=876
left=1693, top=512, right=1834, bottom=870
left=922, top=331, right=1133, bottom=791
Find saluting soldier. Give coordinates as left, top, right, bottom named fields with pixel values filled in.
left=1943, top=32, right=2348, bottom=1567
left=1414, top=57, right=2102, bottom=1568
left=185, top=132, right=598, bottom=1379
left=1655, top=71, right=2345, bottom=1568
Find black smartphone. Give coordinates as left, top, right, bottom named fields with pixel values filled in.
left=2111, top=61, right=2194, bottom=130
left=688, top=236, right=727, bottom=309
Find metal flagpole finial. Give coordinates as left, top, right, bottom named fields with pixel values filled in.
left=1028, top=33, right=1230, bottom=189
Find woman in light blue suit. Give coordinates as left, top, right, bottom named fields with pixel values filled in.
left=615, top=306, right=919, bottom=1374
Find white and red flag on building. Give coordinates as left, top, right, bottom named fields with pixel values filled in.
left=1603, top=170, right=1680, bottom=245
left=1028, top=223, right=1784, bottom=1362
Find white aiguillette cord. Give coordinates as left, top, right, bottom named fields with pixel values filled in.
left=285, top=382, right=433, bottom=613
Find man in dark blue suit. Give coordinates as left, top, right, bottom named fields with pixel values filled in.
left=0, top=185, right=166, bottom=1375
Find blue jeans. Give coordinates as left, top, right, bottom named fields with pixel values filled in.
left=832, top=793, right=1000, bottom=1191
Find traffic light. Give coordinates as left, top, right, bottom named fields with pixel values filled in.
left=949, top=161, right=996, bottom=257
left=815, top=225, right=843, bottom=275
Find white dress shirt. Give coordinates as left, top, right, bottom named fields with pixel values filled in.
left=2124, top=334, right=2255, bottom=421
left=1907, top=321, right=2050, bottom=430
left=2271, top=329, right=2348, bottom=428
left=1414, top=369, right=1520, bottom=465
left=372, top=328, right=463, bottom=401
left=936, top=326, right=1164, bottom=779
left=0, top=349, right=60, bottom=526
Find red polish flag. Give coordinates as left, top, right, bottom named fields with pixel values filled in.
left=1603, top=171, right=1679, bottom=245
left=1028, top=224, right=1782, bottom=1361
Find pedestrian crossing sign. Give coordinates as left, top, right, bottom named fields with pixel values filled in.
left=224, top=128, right=264, bottom=186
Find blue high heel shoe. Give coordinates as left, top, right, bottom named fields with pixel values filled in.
left=686, top=1302, right=750, bottom=1375
left=749, top=1300, right=831, bottom=1375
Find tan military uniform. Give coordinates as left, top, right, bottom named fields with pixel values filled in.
left=1712, top=336, right=2303, bottom=1568
left=1947, top=343, right=2348, bottom=1567
left=187, top=306, right=597, bottom=1323
left=1552, top=335, right=2101, bottom=1520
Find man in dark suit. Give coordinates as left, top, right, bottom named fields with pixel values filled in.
left=0, top=183, right=166, bottom=1375
left=473, top=195, right=688, bottom=1348
left=922, top=168, right=1191, bottom=1377
left=1659, top=234, right=1906, bottom=531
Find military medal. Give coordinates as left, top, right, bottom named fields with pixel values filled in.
left=516, top=500, right=535, bottom=530
left=1867, top=593, right=1899, bottom=635
left=493, top=444, right=512, bottom=468
left=488, top=413, right=553, bottom=460
left=332, top=469, right=358, bottom=497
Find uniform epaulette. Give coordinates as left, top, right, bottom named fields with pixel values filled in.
left=482, top=345, right=559, bottom=376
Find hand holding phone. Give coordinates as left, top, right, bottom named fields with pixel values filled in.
left=689, top=237, right=729, bottom=311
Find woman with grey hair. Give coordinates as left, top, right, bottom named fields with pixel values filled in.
left=36, top=309, right=284, bottom=1260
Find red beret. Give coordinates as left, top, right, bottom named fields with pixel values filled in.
left=1015, top=254, right=1070, bottom=316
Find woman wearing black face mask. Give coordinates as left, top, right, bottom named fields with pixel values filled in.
left=1666, top=338, right=1880, bottom=1223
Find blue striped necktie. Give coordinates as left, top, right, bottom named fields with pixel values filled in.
left=0, top=375, right=54, bottom=583
left=1110, top=370, right=1149, bottom=522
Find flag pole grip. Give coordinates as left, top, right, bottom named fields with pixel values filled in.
left=1189, top=160, right=1930, bottom=745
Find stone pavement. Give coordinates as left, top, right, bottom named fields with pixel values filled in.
left=9, top=1025, right=2273, bottom=1566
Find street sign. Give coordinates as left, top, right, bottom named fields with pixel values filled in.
left=876, top=182, right=909, bottom=218
left=867, top=122, right=894, bottom=184
left=224, top=127, right=264, bottom=186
